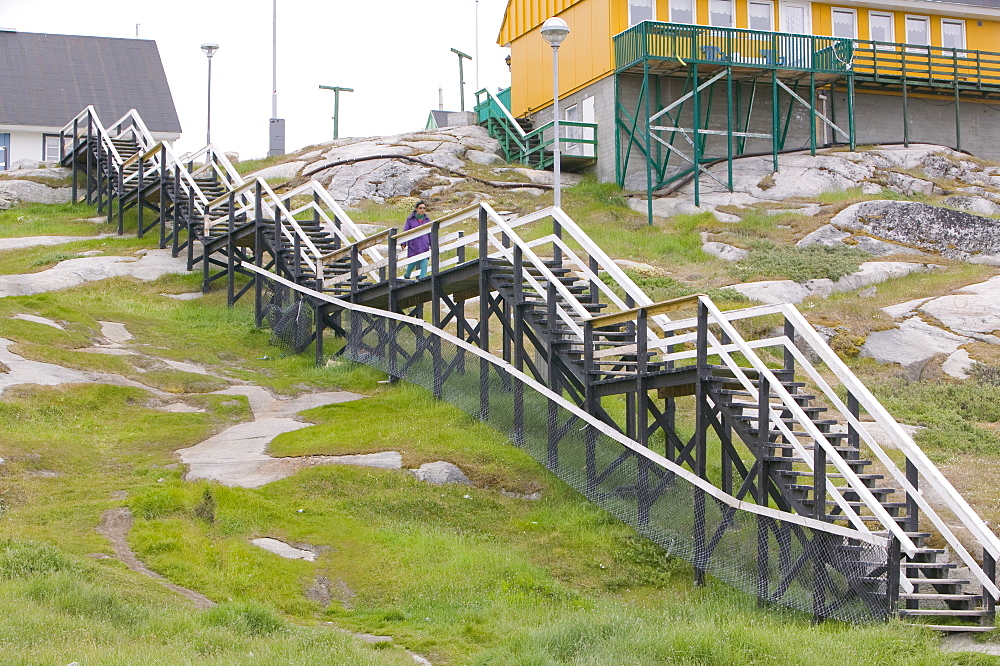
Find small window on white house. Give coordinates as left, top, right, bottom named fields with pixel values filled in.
left=869, top=12, right=895, bottom=49
left=629, top=0, right=654, bottom=26
left=831, top=8, right=857, bottom=39
left=709, top=0, right=735, bottom=27
left=671, top=0, right=695, bottom=24
left=748, top=1, right=774, bottom=31
left=42, top=135, right=61, bottom=163
left=942, top=19, right=966, bottom=50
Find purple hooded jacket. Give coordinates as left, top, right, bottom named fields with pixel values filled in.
left=402, top=212, right=431, bottom=258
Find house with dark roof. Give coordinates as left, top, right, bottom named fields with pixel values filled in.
left=0, top=29, right=181, bottom=170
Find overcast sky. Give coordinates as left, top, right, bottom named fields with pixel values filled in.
left=4, top=0, right=512, bottom=159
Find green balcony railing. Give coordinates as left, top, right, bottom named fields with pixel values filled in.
left=614, top=21, right=852, bottom=75
left=852, top=39, right=1000, bottom=92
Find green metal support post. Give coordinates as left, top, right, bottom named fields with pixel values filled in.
left=644, top=61, right=654, bottom=226
left=692, top=63, right=701, bottom=207
left=726, top=68, right=734, bottom=192
left=771, top=70, right=779, bottom=173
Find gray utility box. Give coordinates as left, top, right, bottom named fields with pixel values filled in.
left=268, top=118, right=285, bottom=157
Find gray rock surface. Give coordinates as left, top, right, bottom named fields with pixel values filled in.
left=250, top=537, right=316, bottom=561
left=726, top=262, right=937, bottom=304
left=702, top=241, right=748, bottom=261
left=410, top=461, right=472, bottom=485
left=249, top=160, right=306, bottom=181
left=0, top=180, right=72, bottom=208
left=860, top=317, right=969, bottom=379
left=0, top=249, right=190, bottom=297
left=831, top=200, right=1000, bottom=263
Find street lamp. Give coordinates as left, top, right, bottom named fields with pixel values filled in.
left=541, top=18, right=569, bottom=210
left=319, top=85, right=354, bottom=140
left=200, top=43, right=219, bottom=146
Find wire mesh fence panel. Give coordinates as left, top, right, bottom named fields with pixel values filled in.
left=256, top=273, right=893, bottom=624
left=259, top=278, right=316, bottom=353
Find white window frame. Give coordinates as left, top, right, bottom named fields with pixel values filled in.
left=42, top=134, right=61, bottom=163
left=941, top=18, right=967, bottom=51
left=831, top=7, right=857, bottom=40
left=904, top=14, right=930, bottom=53
left=869, top=11, right=895, bottom=50
left=748, top=0, right=775, bottom=32
left=629, top=0, right=656, bottom=27
left=670, top=0, right=696, bottom=25
left=779, top=1, right=812, bottom=35
left=709, top=0, right=735, bottom=27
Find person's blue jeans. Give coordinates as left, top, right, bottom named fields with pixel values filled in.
left=404, top=258, right=428, bottom=279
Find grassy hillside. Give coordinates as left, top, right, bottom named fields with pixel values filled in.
left=0, top=200, right=995, bottom=664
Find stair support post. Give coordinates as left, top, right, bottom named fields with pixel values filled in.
left=431, top=221, right=441, bottom=328
left=85, top=115, right=93, bottom=205
left=349, top=244, right=359, bottom=303
left=159, top=146, right=168, bottom=248
left=227, top=192, right=236, bottom=306
left=315, top=302, right=325, bottom=365
left=636, top=307, right=649, bottom=450
left=757, top=375, right=770, bottom=509
left=478, top=207, right=490, bottom=420
left=95, top=134, right=105, bottom=214
left=254, top=222, right=264, bottom=328
left=185, top=186, right=194, bottom=269
left=693, top=300, right=710, bottom=587
left=137, top=156, right=145, bottom=238
left=813, top=434, right=826, bottom=522
left=117, top=170, right=125, bottom=236
left=513, top=246, right=525, bottom=372
left=905, top=458, right=919, bottom=533
left=887, top=536, right=901, bottom=621
left=983, top=549, right=996, bottom=626
left=71, top=118, right=79, bottom=204
left=171, top=169, right=181, bottom=257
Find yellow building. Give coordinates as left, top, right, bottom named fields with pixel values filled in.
left=487, top=0, right=1000, bottom=197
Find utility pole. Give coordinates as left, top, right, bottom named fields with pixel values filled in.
left=450, top=47, right=472, bottom=112
left=268, top=0, right=286, bottom=157
left=319, top=85, right=354, bottom=140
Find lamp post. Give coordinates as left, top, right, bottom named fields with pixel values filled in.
left=450, top=48, right=472, bottom=112
left=541, top=18, right=569, bottom=210
left=319, top=85, right=354, bottom=140
left=201, top=43, right=219, bottom=146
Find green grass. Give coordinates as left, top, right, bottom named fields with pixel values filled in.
left=0, top=201, right=994, bottom=664
left=731, top=242, right=871, bottom=283
left=0, top=202, right=110, bottom=237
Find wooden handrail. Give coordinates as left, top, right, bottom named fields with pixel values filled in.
left=320, top=228, right=392, bottom=262
left=589, top=294, right=704, bottom=328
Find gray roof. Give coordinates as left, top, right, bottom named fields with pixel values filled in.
left=0, top=30, right=181, bottom=133
left=932, top=0, right=1000, bottom=8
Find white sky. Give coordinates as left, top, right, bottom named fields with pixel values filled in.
left=3, top=0, right=512, bottom=159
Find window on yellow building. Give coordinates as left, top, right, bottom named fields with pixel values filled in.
left=942, top=19, right=966, bottom=50
left=748, top=1, right=774, bottom=31
left=905, top=15, right=930, bottom=52
left=710, top=0, right=735, bottom=27
left=869, top=11, right=894, bottom=49
left=779, top=1, right=810, bottom=35
left=629, top=0, right=655, bottom=26
left=671, top=0, right=695, bottom=24
left=831, top=7, right=857, bottom=39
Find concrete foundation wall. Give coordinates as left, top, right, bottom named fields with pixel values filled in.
left=525, top=73, right=1000, bottom=190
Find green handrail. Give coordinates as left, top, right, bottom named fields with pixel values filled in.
left=614, top=21, right=853, bottom=75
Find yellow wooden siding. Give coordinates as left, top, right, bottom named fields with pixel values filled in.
left=509, top=0, right=617, bottom=116
left=503, top=0, right=1000, bottom=115
left=499, top=0, right=584, bottom=45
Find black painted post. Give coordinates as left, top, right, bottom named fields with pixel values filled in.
left=637, top=307, right=649, bottom=449
left=457, top=230, right=466, bottom=263
left=227, top=192, right=236, bottom=306
left=315, top=303, right=325, bottom=365
left=983, top=550, right=996, bottom=627
left=117, top=171, right=125, bottom=236
left=905, top=458, right=919, bottom=533
left=254, top=223, right=264, bottom=328
left=185, top=186, right=194, bottom=269
left=847, top=392, right=860, bottom=458
left=171, top=169, right=181, bottom=257
left=71, top=119, right=79, bottom=203
left=886, top=536, right=901, bottom=621
left=513, top=246, right=525, bottom=372
left=478, top=207, right=490, bottom=420
left=95, top=134, right=104, bottom=214
left=758, top=375, right=770, bottom=509
left=814, top=433, right=826, bottom=522
left=159, top=146, right=167, bottom=248
left=137, top=156, right=146, bottom=238
left=85, top=115, right=93, bottom=204
left=588, top=256, right=599, bottom=304
left=695, top=300, right=708, bottom=480
left=757, top=514, right=769, bottom=606
left=783, top=318, right=795, bottom=376
left=431, top=221, right=441, bottom=327
left=349, top=244, right=359, bottom=303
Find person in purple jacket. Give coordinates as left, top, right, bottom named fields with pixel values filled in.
left=401, top=201, right=431, bottom=279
